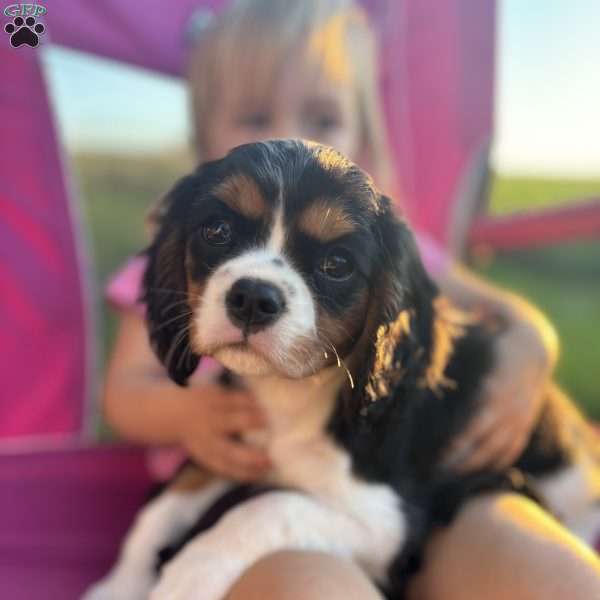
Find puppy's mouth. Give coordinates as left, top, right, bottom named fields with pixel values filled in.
left=221, top=339, right=264, bottom=356
left=211, top=339, right=277, bottom=377
left=202, top=335, right=267, bottom=358
left=202, top=333, right=326, bottom=379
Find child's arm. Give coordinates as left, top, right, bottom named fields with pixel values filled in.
left=103, top=310, right=271, bottom=481
left=437, top=262, right=559, bottom=472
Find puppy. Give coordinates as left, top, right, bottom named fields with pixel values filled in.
left=85, top=140, right=600, bottom=600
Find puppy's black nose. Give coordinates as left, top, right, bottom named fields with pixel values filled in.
left=225, top=278, right=286, bottom=333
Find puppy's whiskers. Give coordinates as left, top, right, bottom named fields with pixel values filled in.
left=165, top=323, right=193, bottom=375
left=153, top=310, right=192, bottom=333
left=177, top=326, right=196, bottom=372
left=319, top=335, right=354, bottom=389
left=147, top=287, right=190, bottom=297
left=160, top=298, right=192, bottom=313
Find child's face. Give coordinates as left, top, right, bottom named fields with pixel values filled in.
left=202, top=53, right=362, bottom=163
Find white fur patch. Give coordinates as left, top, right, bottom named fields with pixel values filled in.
left=152, top=485, right=404, bottom=600
left=151, top=367, right=405, bottom=599
left=267, top=206, right=286, bottom=251
left=193, top=248, right=319, bottom=378
left=537, top=450, right=600, bottom=546
left=82, top=481, right=231, bottom=600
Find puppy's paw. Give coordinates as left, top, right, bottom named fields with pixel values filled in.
left=150, top=549, right=239, bottom=600
left=81, top=572, right=154, bottom=600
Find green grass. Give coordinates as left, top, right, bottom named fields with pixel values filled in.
left=73, top=150, right=195, bottom=360
left=490, top=174, right=600, bottom=215
left=74, top=153, right=600, bottom=417
left=477, top=174, right=600, bottom=416
left=475, top=244, right=600, bottom=415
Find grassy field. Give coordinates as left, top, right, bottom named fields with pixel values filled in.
left=480, top=175, right=600, bottom=414
left=490, top=175, right=600, bottom=215
left=74, top=150, right=196, bottom=356
left=73, top=152, right=600, bottom=416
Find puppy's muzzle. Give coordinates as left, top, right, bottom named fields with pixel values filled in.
left=225, top=278, right=286, bottom=334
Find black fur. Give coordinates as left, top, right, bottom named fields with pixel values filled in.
left=142, top=175, right=202, bottom=385
left=142, top=140, right=583, bottom=597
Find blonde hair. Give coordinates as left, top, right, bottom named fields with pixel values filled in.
left=187, top=0, right=393, bottom=190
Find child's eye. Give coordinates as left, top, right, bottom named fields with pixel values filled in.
left=237, top=112, right=271, bottom=130
left=313, top=115, right=340, bottom=131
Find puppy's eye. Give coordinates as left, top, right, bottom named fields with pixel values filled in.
left=202, top=218, right=233, bottom=246
left=317, top=249, right=355, bottom=281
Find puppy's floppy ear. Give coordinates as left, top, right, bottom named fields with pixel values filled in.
left=373, top=195, right=437, bottom=325
left=376, top=195, right=438, bottom=348
left=142, top=175, right=200, bottom=386
left=348, top=194, right=439, bottom=415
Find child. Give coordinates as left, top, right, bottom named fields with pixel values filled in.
left=104, top=1, right=600, bottom=598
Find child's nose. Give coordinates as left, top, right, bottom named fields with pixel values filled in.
left=268, top=118, right=302, bottom=141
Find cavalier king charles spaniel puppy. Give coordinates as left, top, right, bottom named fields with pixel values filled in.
left=85, top=139, right=600, bottom=600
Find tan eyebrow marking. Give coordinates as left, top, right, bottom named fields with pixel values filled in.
left=213, top=174, right=266, bottom=219
left=298, top=198, right=356, bottom=242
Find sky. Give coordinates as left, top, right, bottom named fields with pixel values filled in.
left=43, top=0, right=600, bottom=178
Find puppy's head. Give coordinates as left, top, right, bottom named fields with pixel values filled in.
left=143, top=139, right=438, bottom=394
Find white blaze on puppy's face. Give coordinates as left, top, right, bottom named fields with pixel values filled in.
left=191, top=207, right=321, bottom=378
left=267, top=206, right=287, bottom=252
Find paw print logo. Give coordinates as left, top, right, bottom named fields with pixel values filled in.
left=4, top=16, right=45, bottom=48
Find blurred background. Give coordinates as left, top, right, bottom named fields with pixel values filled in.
left=0, top=1, right=599, bottom=596
left=41, top=0, right=599, bottom=414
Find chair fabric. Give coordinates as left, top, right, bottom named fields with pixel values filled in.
left=0, top=46, right=91, bottom=440
left=470, top=197, right=600, bottom=250
left=0, top=444, right=151, bottom=600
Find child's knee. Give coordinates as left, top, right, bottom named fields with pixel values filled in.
left=226, top=550, right=383, bottom=600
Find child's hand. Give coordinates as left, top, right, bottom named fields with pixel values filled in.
left=178, top=383, right=272, bottom=481
left=444, top=323, right=551, bottom=473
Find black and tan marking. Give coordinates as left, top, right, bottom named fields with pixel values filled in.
left=141, top=140, right=597, bottom=597
left=213, top=174, right=267, bottom=220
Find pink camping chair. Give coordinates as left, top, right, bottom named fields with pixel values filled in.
left=470, top=198, right=600, bottom=252
left=0, top=1, right=498, bottom=597
left=0, top=44, right=152, bottom=600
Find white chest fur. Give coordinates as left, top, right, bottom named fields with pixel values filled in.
left=86, top=367, right=407, bottom=600
left=241, top=367, right=407, bottom=580
left=241, top=366, right=342, bottom=448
